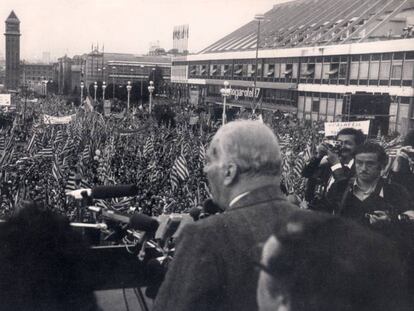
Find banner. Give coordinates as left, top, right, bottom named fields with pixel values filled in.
left=0, top=94, right=11, bottom=106
left=324, top=120, right=370, bottom=136
left=43, top=114, right=75, bottom=125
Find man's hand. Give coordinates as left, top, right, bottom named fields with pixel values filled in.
left=65, top=188, right=92, bottom=199
left=366, top=211, right=391, bottom=225
left=327, top=149, right=340, bottom=166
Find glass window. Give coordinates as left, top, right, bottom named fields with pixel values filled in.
left=314, top=63, right=323, bottom=79
left=379, top=61, right=391, bottom=79
left=369, top=61, right=379, bottom=80
left=327, top=98, right=336, bottom=115
left=335, top=98, right=343, bottom=117
left=319, top=97, right=327, bottom=115
left=312, top=99, right=320, bottom=112
left=322, top=63, right=331, bottom=79
left=298, top=96, right=305, bottom=113
left=359, top=61, right=369, bottom=79
left=338, top=63, right=347, bottom=79
left=391, top=64, right=402, bottom=79
left=402, top=60, right=414, bottom=81
left=275, top=63, right=281, bottom=78
left=349, top=62, right=359, bottom=79
left=291, top=63, right=298, bottom=79
left=305, top=96, right=312, bottom=112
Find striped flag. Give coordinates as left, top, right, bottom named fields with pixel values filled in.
left=82, top=144, right=90, bottom=161
left=198, top=143, right=206, bottom=166
left=143, top=137, right=154, bottom=157
left=172, top=154, right=190, bottom=181
left=35, top=146, right=54, bottom=158
left=0, top=135, right=5, bottom=151
left=52, top=158, right=63, bottom=182
left=65, top=171, right=78, bottom=192
left=170, top=169, right=179, bottom=192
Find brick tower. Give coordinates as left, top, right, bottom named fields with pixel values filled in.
left=4, top=11, right=20, bottom=90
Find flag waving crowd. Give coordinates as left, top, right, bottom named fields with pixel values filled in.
left=0, top=94, right=404, bottom=221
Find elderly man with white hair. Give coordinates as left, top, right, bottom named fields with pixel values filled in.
left=153, top=120, right=309, bottom=311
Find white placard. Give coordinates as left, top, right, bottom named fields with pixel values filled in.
left=324, top=120, right=370, bottom=136
left=0, top=94, right=11, bottom=106
left=43, top=114, right=75, bottom=125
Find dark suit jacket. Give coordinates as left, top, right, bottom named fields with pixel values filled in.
left=153, top=185, right=301, bottom=311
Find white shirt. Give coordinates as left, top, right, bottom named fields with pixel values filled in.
left=229, top=192, right=250, bottom=208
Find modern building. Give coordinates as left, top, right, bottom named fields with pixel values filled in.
left=171, top=0, right=414, bottom=135
left=4, top=11, right=21, bottom=91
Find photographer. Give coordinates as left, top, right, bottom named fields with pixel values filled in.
left=323, top=142, right=410, bottom=227
left=302, top=128, right=365, bottom=209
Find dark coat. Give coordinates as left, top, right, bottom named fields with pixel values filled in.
left=153, top=185, right=302, bottom=311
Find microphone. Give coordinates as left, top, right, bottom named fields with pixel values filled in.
left=129, top=214, right=159, bottom=234
left=66, top=184, right=138, bottom=200
left=91, top=184, right=139, bottom=199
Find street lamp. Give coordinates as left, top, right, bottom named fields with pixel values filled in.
left=102, top=81, right=106, bottom=100
left=140, top=65, right=144, bottom=106
left=148, top=80, right=155, bottom=113
left=94, top=81, right=98, bottom=102
left=126, top=81, right=132, bottom=115
left=80, top=81, right=84, bottom=104
left=220, top=81, right=231, bottom=125
left=112, top=66, right=116, bottom=99
left=253, top=13, right=265, bottom=113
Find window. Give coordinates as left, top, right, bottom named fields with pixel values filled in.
left=402, top=60, right=414, bottom=81
left=284, top=63, right=293, bottom=78
left=301, top=63, right=315, bottom=79
left=264, top=63, right=275, bottom=77
left=391, top=64, right=402, bottom=79
left=210, top=64, right=219, bottom=77
left=314, top=63, right=323, bottom=79
left=234, top=64, right=243, bottom=77
left=368, top=61, right=379, bottom=80
left=359, top=61, right=369, bottom=79
left=312, top=100, right=320, bottom=112
left=379, top=61, right=391, bottom=79
left=349, top=61, right=359, bottom=80
left=189, top=65, right=196, bottom=76
left=338, top=63, right=347, bottom=79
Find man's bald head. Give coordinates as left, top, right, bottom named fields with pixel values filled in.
left=204, top=120, right=282, bottom=209
left=212, top=120, right=281, bottom=177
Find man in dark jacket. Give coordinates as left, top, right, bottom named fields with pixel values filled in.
left=302, top=127, right=365, bottom=209
left=153, top=120, right=309, bottom=311
left=324, top=142, right=411, bottom=226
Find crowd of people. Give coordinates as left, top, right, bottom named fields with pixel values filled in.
left=1, top=93, right=414, bottom=310
left=0, top=93, right=323, bottom=220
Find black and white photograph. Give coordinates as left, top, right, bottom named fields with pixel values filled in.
left=0, top=0, right=414, bottom=310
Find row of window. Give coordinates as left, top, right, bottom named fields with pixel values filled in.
left=184, top=51, right=414, bottom=86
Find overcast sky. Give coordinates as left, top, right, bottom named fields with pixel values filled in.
left=0, top=0, right=291, bottom=61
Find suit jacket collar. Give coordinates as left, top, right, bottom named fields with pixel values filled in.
left=227, top=184, right=285, bottom=211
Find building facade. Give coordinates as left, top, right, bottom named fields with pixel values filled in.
left=171, top=0, right=414, bottom=135
left=4, top=11, right=20, bottom=91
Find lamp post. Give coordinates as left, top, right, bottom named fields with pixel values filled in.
left=253, top=14, right=264, bottom=113
left=112, top=66, right=116, bottom=99
left=140, top=65, right=144, bottom=106
left=80, top=81, right=84, bottom=104
left=220, top=81, right=231, bottom=125
left=126, top=81, right=132, bottom=115
left=94, top=81, right=98, bottom=102
left=148, top=80, right=155, bottom=113
left=102, top=81, right=106, bottom=100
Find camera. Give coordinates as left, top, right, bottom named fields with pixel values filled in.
left=322, top=140, right=342, bottom=154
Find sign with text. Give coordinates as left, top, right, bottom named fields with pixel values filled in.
left=324, top=120, right=370, bottom=136
left=230, top=87, right=260, bottom=100
left=0, top=94, right=11, bottom=106
left=43, top=114, right=75, bottom=125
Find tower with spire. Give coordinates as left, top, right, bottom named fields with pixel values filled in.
left=4, top=10, right=21, bottom=90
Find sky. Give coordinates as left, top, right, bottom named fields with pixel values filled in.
left=0, top=0, right=291, bottom=61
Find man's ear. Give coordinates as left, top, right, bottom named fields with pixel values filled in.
left=223, top=161, right=238, bottom=186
